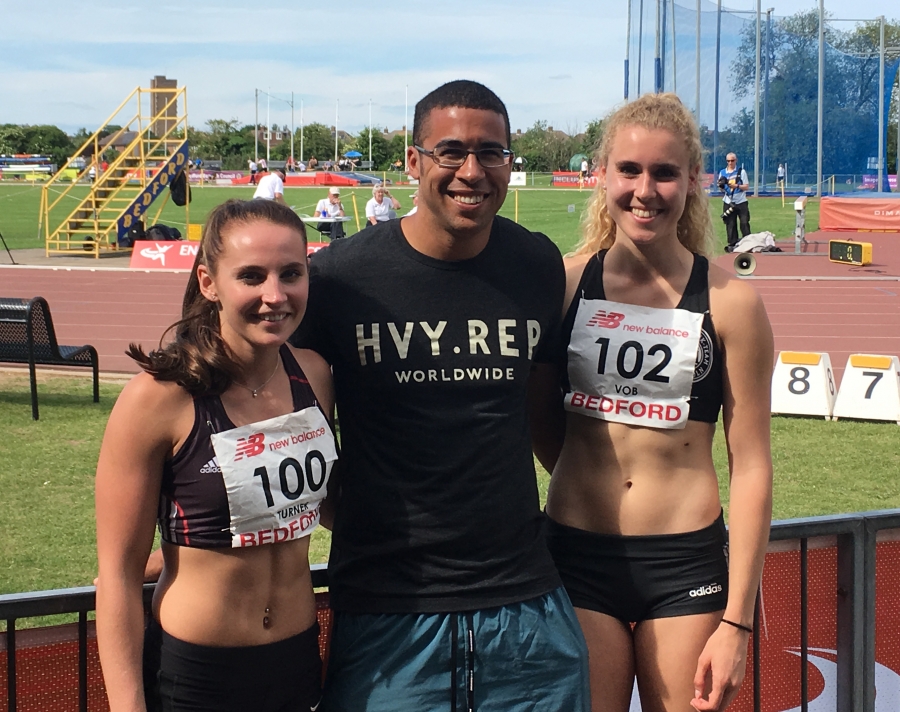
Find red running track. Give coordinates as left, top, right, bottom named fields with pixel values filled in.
left=2, top=230, right=899, bottom=387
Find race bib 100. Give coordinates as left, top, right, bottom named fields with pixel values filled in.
left=211, top=406, right=337, bottom=547
left=565, top=299, right=703, bottom=429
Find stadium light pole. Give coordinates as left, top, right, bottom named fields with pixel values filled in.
left=878, top=16, right=885, bottom=192
left=369, top=99, right=373, bottom=166
left=255, top=89, right=259, bottom=163
left=300, top=101, right=304, bottom=163
left=290, top=92, right=295, bottom=171
left=405, top=86, right=409, bottom=173
left=625, top=0, right=632, bottom=100
left=816, top=0, right=824, bottom=198
left=754, top=0, right=761, bottom=196
left=670, top=0, right=677, bottom=93
left=637, top=0, right=644, bottom=95
left=266, top=87, right=271, bottom=166
left=695, top=0, right=700, bottom=119
left=763, top=8, right=773, bottom=187
left=714, top=0, right=722, bottom=171
left=334, top=100, right=339, bottom=164
left=654, top=0, right=662, bottom=92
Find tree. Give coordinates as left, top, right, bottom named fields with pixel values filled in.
left=300, top=123, right=336, bottom=163
left=0, top=125, right=28, bottom=155
left=581, top=118, right=605, bottom=155
left=347, top=128, right=391, bottom=169
left=729, top=10, right=900, bottom=179
left=511, top=121, right=581, bottom=172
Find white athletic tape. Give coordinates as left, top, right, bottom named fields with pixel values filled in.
left=770, top=351, right=836, bottom=419
left=833, top=354, right=900, bottom=425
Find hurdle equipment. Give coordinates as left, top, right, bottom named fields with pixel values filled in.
left=771, top=352, right=836, bottom=419
left=832, top=354, right=900, bottom=425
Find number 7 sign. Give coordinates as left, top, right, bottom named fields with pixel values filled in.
left=833, top=354, right=900, bottom=425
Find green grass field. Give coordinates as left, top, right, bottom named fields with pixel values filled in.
left=0, top=181, right=819, bottom=255
left=2, top=370, right=899, bottom=603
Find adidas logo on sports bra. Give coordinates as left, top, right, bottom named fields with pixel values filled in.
left=200, top=458, right=222, bottom=474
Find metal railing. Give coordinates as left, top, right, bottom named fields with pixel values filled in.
left=2, top=514, right=899, bottom=711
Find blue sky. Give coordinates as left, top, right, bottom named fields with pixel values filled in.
left=2, top=0, right=896, bottom=137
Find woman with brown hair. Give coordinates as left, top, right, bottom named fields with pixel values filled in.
left=536, top=93, right=773, bottom=712
left=96, top=199, right=336, bottom=711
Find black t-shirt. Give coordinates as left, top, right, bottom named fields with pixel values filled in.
left=292, top=217, right=564, bottom=613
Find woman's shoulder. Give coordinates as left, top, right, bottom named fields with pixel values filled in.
left=107, top=372, right=194, bottom=447
left=286, top=345, right=334, bottom=413
left=707, top=261, right=769, bottom=336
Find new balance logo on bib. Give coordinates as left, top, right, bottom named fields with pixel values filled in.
left=565, top=299, right=703, bottom=429
left=211, top=406, right=337, bottom=547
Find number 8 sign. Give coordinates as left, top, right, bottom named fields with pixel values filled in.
left=833, top=354, right=900, bottom=425
left=770, top=352, right=836, bottom=419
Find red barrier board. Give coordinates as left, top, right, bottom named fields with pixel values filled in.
left=129, top=241, right=199, bottom=270
left=819, top=195, right=900, bottom=232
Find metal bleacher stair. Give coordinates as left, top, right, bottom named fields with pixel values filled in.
left=40, top=86, right=190, bottom=258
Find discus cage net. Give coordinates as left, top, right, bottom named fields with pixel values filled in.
left=625, top=0, right=900, bottom=192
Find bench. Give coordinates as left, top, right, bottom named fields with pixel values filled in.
left=0, top=296, right=99, bottom=420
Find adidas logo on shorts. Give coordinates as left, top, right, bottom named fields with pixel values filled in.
left=200, top=458, right=221, bottom=474
left=689, top=583, right=723, bottom=598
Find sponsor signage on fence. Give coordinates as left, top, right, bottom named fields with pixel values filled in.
left=551, top=171, right=597, bottom=187
left=129, top=241, right=199, bottom=270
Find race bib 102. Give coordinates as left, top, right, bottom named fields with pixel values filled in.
left=211, top=406, right=337, bottom=548
left=565, top=299, right=703, bottom=429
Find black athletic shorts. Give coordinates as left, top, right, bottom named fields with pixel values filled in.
left=546, top=512, right=729, bottom=623
left=157, top=622, right=321, bottom=712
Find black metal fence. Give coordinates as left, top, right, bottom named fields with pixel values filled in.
left=2, top=515, right=899, bottom=712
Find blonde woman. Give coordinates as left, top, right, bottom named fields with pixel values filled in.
left=536, top=94, right=773, bottom=712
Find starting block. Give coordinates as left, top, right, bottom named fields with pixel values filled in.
left=833, top=354, right=900, bottom=425
left=771, top=352, right=836, bottom=419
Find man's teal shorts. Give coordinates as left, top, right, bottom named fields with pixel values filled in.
left=320, top=587, right=590, bottom=711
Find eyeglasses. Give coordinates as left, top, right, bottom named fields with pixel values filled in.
left=415, top=145, right=513, bottom=169
left=726, top=159, right=737, bottom=163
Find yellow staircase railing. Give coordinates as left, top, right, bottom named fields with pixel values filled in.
left=40, top=86, right=190, bottom=258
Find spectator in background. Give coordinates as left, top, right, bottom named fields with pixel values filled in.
left=718, top=153, right=751, bottom=252
left=88, top=162, right=97, bottom=184
left=101, top=159, right=109, bottom=173
left=253, top=167, right=286, bottom=204
left=776, top=163, right=785, bottom=188
left=405, top=190, right=418, bottom=216
left=308, top=156, right=318, bottom=171
left=259, top=157, right=268, bottom=173
left=365, top=185, right=401, bottom=225
left=314, top=187, right=346, bottom=240
left=248, top=158, right=258, bottom=185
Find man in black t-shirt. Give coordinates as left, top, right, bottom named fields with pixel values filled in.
left=293, top=80, right=589, bottom=712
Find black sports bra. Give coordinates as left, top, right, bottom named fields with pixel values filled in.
left=561, top=250, right=723, bottom=423
left=157, top=345, right=324, bottom=547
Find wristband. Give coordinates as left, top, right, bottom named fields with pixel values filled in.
left=720, top=618, right=753, bottom=634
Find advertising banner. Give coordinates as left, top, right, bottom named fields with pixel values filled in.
left=129, top=240, right=198, bottom=270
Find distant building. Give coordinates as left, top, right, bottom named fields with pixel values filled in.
left=151, top=75, right=178, bottom=136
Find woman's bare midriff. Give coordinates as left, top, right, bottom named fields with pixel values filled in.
left=546, top=413, right=722, bottom=536
left=153, top=536, right=317, bottom=647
